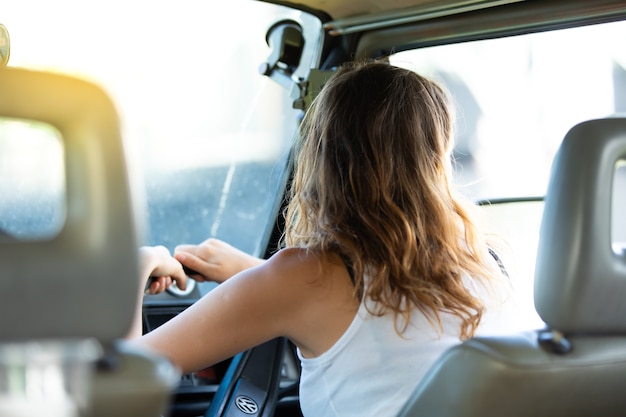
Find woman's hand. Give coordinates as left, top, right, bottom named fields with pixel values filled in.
left=139, top=245, right=188, bottom=295
left=174, top=238, right=265, bottom=284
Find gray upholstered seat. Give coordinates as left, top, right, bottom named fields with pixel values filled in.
left=0, top=67, right=179, bottom=416
left=397, top=117, right=626, bottom=417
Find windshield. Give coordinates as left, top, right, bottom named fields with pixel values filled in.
left=2, top=1, right=320, bottom=262
left=390, top=19, right=626, bottom=202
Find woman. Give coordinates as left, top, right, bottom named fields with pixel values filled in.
left=133, top=60, right=508, bottom=416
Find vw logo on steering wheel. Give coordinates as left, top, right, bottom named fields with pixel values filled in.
left=235, top=395, right=259, bottom=414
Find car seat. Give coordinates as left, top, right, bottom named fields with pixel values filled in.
left=397, top=117, right=626, bottom=417
left=0, top=67, right=179, bottom=417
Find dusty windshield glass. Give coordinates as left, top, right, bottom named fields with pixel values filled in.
left=3, top=1, right=320, bottom=257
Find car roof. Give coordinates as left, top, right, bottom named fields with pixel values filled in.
left=265, top=0, right=521, bottom=21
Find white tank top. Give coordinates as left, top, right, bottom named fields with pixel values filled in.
left=297, top=275, right=511, bottom=417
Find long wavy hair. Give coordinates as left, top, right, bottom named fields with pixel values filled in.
left=283, top=60, right=503, bottom=339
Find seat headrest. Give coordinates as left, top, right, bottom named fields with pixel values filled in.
left=534, top=117, right=626, bottom=333
left=0, top=68, right=142, bottom=344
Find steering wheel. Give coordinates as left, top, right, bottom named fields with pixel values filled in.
left=204, top=337, right=289, bottom=417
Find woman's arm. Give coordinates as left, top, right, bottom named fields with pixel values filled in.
left=128, top=239, right=262, bottom=338
left=128, top=246, right=358, bottom=375
left=130, top=250, right=302, bottom=374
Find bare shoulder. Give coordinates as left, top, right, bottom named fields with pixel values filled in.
left=259, top=247, right=360, bottom=357
left=259, top=247, right=348, bottom=291
left=263, top=247, right=321, bottom=272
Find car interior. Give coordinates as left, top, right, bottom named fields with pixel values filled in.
left=1, top=0, right=626, bottom=416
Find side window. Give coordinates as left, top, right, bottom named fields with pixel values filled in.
left=390, top=20, right=626, bottom=201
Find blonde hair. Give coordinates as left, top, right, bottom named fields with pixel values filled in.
left=283, top=60, right=502, bottom=339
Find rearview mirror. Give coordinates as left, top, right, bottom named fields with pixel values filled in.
left=259, top=20, right=304, bottom=89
